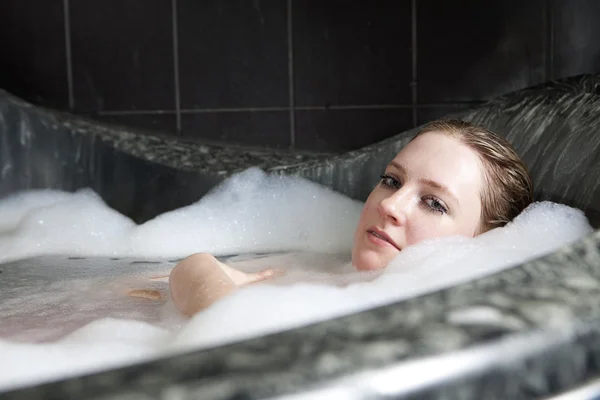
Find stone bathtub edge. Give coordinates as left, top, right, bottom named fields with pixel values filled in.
left=1, top=228, right=600, bottom=399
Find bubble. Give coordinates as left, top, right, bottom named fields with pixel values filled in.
left=0, top=168, right=592, bottom=392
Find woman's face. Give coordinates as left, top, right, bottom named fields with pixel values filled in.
left=352, top=131, right=484, bottom=271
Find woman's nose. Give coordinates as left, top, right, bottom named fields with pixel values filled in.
left=377, top=190, right=410, bottom=225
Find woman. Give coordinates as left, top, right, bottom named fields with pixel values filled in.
left=169, top=119, right=534, bottom=316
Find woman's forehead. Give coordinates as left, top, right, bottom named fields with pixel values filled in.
left=390, top=132, right=484, bottom=198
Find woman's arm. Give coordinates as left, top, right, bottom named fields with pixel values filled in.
left=169, top=253, right=278, bottom=316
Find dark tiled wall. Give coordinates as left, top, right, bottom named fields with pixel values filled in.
left=1, top=0, right=599, bottom=153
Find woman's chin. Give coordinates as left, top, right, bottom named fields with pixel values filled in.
left=351, top=251, right=390, bottom=271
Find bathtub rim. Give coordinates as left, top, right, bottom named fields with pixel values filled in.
left=0, top=228, right=599, bottom=399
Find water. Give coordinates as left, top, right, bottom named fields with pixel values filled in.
left=0, top=167, right=593, bottom=392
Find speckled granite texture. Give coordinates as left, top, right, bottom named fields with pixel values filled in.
left=2, top=74, right=600, bottom=399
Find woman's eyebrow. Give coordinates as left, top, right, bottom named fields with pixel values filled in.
left=389, top=161, right=460, bottom=207
left=420, top=178, right=460, bottom=207
left=389, top=161, right=408, bottom=176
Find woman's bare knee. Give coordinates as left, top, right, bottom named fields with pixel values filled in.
left=169, top=253, right=237, bottom=316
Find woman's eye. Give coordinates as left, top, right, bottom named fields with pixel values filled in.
left=423, top=197, right=448, bottom=214
left=379, top=174, right=400, bottom=189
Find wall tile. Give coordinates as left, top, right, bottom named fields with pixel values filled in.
left=418, top=0, right=547, bottom=102
left=5, top=0, right=600, bottom=154
left=553, top=0, right=600, bottom=79
left=70, top=0, right=175, bottom=112
left=295, top=108, right=413, bottom=152
left=178, top=0, right=288, bottom=109
left=416, top=105, right=478, bottom=126
left=181, top=111, right=290, bottom=148
left=0, top=0, right=68, bottom=109
left=293, top=0, right=412, bottom=107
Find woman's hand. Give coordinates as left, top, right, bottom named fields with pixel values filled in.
left=219, top=262, right=281, bottom=286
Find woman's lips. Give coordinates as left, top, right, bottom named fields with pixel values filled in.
left=366, top=228, right=401, bottom=250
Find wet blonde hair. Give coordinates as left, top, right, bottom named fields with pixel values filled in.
left=413, top=119, right=533, bottom=233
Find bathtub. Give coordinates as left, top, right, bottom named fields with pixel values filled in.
left=1, top=74, right=600, bottom=399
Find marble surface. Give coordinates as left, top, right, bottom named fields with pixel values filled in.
left=3, top=73, right=600, bottom=222
left=0, top=90, right=332, bottom=176
left=0, top=90, right=332, bottom=223
left=2, top=74, right=600, bottom=399
left=279, top=74, right=600, bottom=226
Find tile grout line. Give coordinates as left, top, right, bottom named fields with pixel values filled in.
left=411, top=0, right=418, bottom=127
left=63, top=0, right=74, bottom=111
left=287, top=0, right=296, bottom=149
left=546, top=0, right=555, bottom=80
left=95, top=103, right=485, bottom=116
left=172, top=0, right=182, bottom=133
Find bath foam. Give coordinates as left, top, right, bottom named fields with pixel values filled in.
left=170, top=201, right=593, bottom=352
left=0, top=168, right=594, bottom=392
left=128, top=167, right=363, bottom=256
left=0, top=167, right=364, bottom=263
